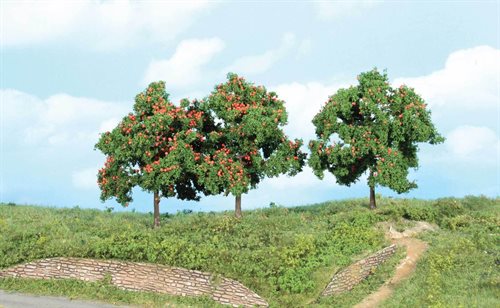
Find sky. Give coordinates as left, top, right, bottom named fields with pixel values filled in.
left=1, top=0, right=499, bottom=214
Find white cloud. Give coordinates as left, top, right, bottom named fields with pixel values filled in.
left=99, top=118, right=122, bottom=134
left=271, top=80, right=351, bottom=140
left=223, top=33, right=297, bottom=75
left=143, top=33, right=309, bottom=90
left=1, top=88, right=132, bottom=203
left=314, top=1, right=378, bottom=20
left=446, top=126, right=500, bottom=162
left=143, top=38, right=225, bottom=88
left=393, top=45, right=500, bottom=110
left=266, top=166, right=337, bottom=189
left=1, top=0, right=213, bottom=49
left=396, top=44, right=500, bottom=174
left=1, top=89, right=44, bottom=117
left=1, top=89, right=128, bottom=147
left=72, top=167, right=98, bottom=190
left=1, top=0, right=86, bottom=46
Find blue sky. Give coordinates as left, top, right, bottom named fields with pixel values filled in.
left=1, top=0, right=499, bottom=213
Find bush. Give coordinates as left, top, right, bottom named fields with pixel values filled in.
left=378, top=203, right=437, bottom=222
left=402, top=205, right=437, bottom=221
left=441, top=214, right=472, bottom=230
left=433, top=198, right=464, bottom=216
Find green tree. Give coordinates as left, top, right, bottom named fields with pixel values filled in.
left=308, top=69, right=444, bottom=208
left=95, top=81, right=215, bottom=228
left=200, top=73, right=306, bottom=217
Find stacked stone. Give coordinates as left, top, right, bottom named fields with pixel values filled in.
left=0, top=258, right=107, bottom=282
left=0, top=257, right=268, bottom=307
left=213, top=277, right=268, bottom=307
left=322, top=244, right=397, bottom=296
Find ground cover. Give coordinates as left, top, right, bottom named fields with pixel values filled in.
left=0, top=195, right=498, bottom=307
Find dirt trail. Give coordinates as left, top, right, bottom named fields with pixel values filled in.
left=354, top=221, right=435, bottom=308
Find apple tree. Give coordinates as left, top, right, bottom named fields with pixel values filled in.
left=95, top=81, right=215, bottom=228
left=199, top=73, right=306, bottom=217
left=308, top=69, right=444, bottom=208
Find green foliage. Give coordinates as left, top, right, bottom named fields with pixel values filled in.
left=391, top=204, right=437, bottom=221
left=308, top=69, right=444, bottom=195
left=200, top=73, right=306, bottom=198
left=94, top=76, right=307, bottom=217
left=432, top=198, right=465, bottom=217
left=95, top=81, right=215, bottom=206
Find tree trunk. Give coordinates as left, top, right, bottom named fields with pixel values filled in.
left=369, top=185, right=377, bottom=209
left=153, top=191, right=161, bottom=228
left=235, top=195, right=242, bottom=218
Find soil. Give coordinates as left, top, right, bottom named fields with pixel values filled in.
left=353, top=221, right=435, bottom=308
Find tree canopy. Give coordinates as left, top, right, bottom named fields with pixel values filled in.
left=200, top=73, right=306, bottom=216
left=308, top=69, right=444, bottom=208
left=95, top=81, right=215, bottom=226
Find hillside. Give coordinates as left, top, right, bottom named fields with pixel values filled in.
left=0, top=196, right=498, bottom=307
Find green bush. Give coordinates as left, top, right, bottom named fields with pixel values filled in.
left=441, top=214, right=472, bottom=230
left=377, top=203, right=437, bottom=222
left=402, top=205, right=437, bottom=221
left=433, top=198, right=464, bottom=218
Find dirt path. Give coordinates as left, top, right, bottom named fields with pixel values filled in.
left=354, top=222, right=435, bottom=308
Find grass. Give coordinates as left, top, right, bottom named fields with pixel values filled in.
left=0, top=195, right=499, bottom=307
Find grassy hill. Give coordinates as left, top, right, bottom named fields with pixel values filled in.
left=0, top=196, right=498, bottom=307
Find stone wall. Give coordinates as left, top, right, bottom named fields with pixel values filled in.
left=0, top=258, right=268, bottom=307
left=321, top=244, right=397, bottom=296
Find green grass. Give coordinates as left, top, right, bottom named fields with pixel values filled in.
left=0, top=195, right=499, bottom=307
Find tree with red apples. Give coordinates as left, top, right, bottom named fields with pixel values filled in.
left=308, top=69, right=444, bottom=209
left=200, top=73, right=306, bottom=218
left=95, top=81, right=215, bottom=228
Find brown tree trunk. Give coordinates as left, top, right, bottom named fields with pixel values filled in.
left=369, top=185, right=376, bottom=209
left=235, top=195, right=242, bottom=218
left=153, top=191, right=160, bottom=228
